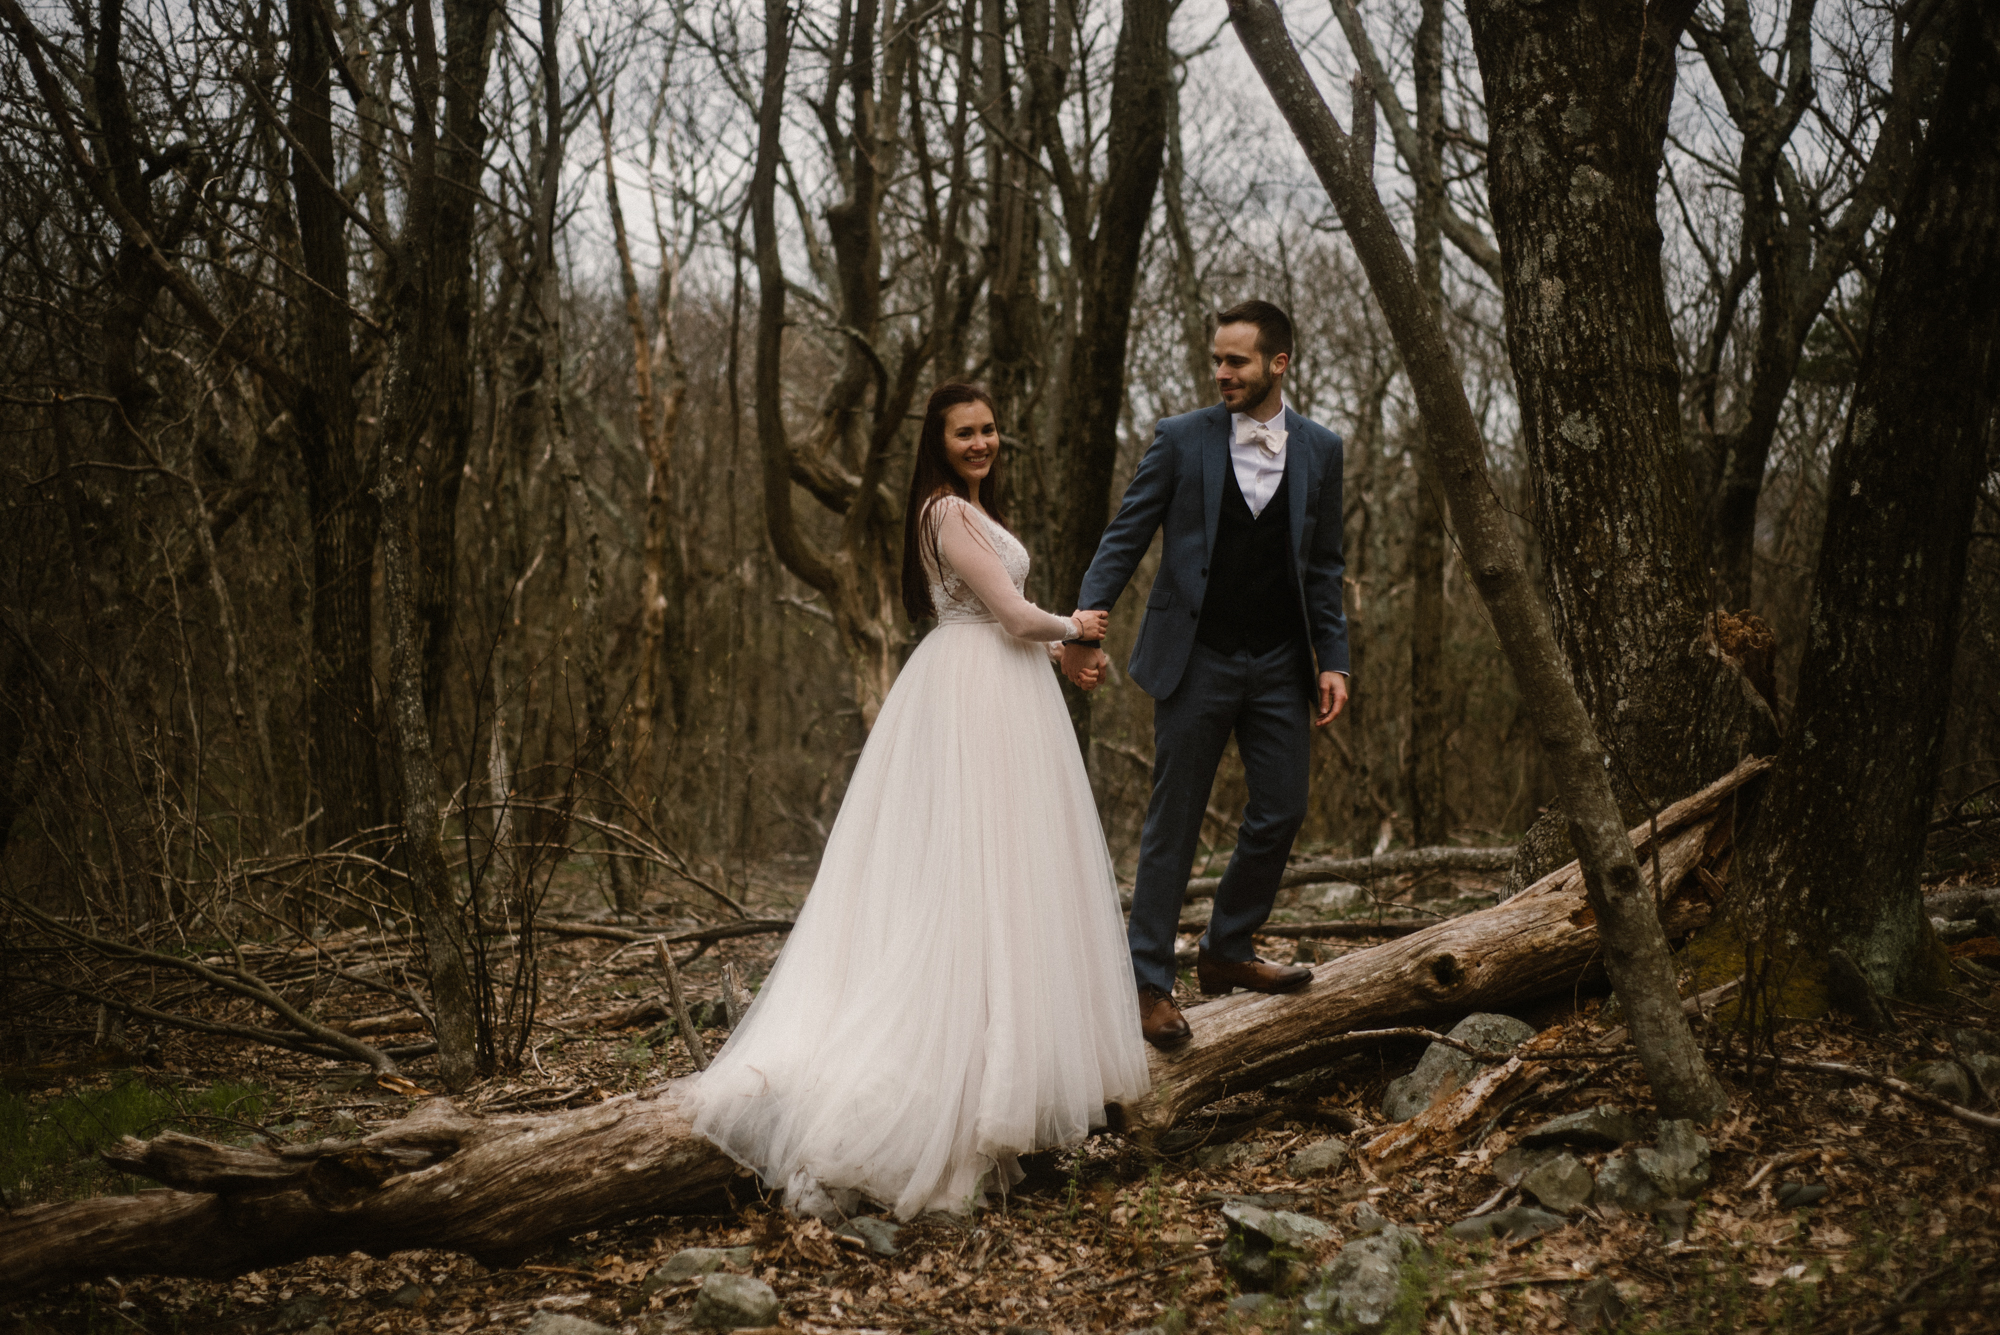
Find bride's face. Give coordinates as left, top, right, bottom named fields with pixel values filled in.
left=943, top=401, right=1000, bottom=488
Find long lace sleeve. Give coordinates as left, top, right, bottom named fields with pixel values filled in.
left=936, top=500, right=1077, bottom=642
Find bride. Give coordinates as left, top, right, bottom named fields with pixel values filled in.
left=688, top=382, right=1151, bottom=1220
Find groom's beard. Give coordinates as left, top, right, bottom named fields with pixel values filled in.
left=1227, top=365, right=1277, bottom=414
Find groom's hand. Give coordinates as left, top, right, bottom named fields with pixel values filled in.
left=1315, top=671, right=1349, bottom=726
left=1062, top=643, right=1108, bottom=692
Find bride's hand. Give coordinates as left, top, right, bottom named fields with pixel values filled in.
left=1070, top=609, right=1109, bottom=641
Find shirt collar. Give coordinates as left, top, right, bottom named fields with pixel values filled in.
left=1230, top=396, right=1289, bottom=430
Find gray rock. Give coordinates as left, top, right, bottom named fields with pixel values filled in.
left=1381, top=1014, right=1537, bottom=1122
left=1193, top=1141, right=1264, bottom=1171
left=1520, top=1152, right=1595, bottom=1213
left=1447, top=1205, right=1567, bottom=1242
left=1776, top=1181, right=1829, bottom=1209
left=833, top=1216, right=901, bottom=1257
left=690, top=1273, right=780, bottom=1329
left=1951, top=1026, right=2000, bottom=1057
left=523, top=1316, right=616, bottom=1335
left=1900, top=1059, right=1972, bottom=1106
left=1348, top=1201, right=1391, bottom=1237
left=1635, top=1119, right=1711, bottom=1200
left=1654, top=1199, right=1694, bottom=1242
left=1300, top=1228, right=1425, bottom=1333
left=1594, top=1152, right=1664, bottom=1215
left=1224, top=1293, right=1290, bottom=1322
left=1289, top=1137, right=1351, bottom=1179
left=1963, top=1052, right=2000, bottom=1104
left=1568, top=1276, right=1625, bottom=1330
left=648, top=1246, right=756, bottom=1288
left=1521, top=1104, right=1640, bottom=1150
left=1316, top=883, right=1368, bottom=913
left=1490, top=1145, right=1560, bottom=1188
left=1934, top=918, right=1984, bottom=945
left=389, top=1283, right=425, bottom=1307
left=1223, top=1202, right=1335, bottom=1248
left=1221, top=1202, right=1332, bottom=1291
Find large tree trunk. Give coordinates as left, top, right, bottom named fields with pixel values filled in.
left=1463, top=0, right=1773, bottom=843
left=1047, top=0, right=1172, bottom=656
left=1226, top=0, right=1725, bottom=1122
left=286, top=0, right=382, bottom=851
left=1405, top=0, right=1449, bottom=848
left=1737, top=2, right=2000, bottom=1000
left=0, top=760, right=1762, bottom=1297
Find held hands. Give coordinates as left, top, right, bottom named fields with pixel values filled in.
left=1061, top=640, right=1110, bottom=692
left=1316, top=670, right=1350, bottom=726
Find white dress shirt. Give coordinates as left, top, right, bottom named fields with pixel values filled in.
left=1229, top=400, right=1289, bottom=517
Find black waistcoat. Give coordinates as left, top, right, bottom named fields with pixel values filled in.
left=1196, top=459, right=1307, bottom=656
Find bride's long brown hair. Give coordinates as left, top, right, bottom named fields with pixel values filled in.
left=901, top=382, right=1006, bottom=623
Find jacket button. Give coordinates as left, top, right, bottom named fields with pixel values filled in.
left=1201, top=567, right=1209, bottom=577
left=1190, top=610, right=1199, bottom=620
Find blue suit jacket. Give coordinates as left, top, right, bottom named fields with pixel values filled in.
left=1076, top=402, right=1349, bottom=701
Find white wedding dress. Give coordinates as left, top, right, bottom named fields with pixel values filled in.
left=688, top=495, right=1150, bottom=1219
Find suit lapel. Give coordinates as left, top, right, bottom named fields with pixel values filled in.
left=1202, top=404, right=1229, bottom=557
left=1284, top=407, right=1310, bottom=559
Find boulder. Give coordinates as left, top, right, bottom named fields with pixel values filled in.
left=690, top=1273, right=780, bottom=1329
left=1381, top=1014, right=1537, bottom=1122
left=523, top=1316, right=616, bottom=1335
left=1220, top=1202, right=1333, bottom=1291
left=1288, top=1137, right=1351, bottom=1179
left=1520, top=1105, right=1640, bottom=1150
left=1899, top=1060, right=1972, bottom=1106
left=1447, top=1205, right=1567, bottom=1243
left=1635, top=1120, right=1711, bottom=1200
left=1962, top=1052, right=2000, bottom=1105
left=1193, top=1141, right=1265, bottom=1171
left=648, top=1246, right=756, bottom=1289
left=1594, top=1152, right=1663, bottom=1215
left=1299, top=1228, right=1425, bottom=1333
left=1519, top=1153, right=1595, bottom=1213
left=1568, top=1276, right=1626, bottom=1330
left=1490, top=1145, right=1560, bottom=1188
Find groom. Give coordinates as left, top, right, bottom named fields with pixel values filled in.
left=1063, top=300, right=1349, bottom=1049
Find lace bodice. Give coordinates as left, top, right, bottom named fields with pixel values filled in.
left=923, top=496, right=1074, bottom=641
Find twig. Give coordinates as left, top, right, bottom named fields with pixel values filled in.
left=1722, top=1050, right=2000, bottom=1133
left=1080, top=1242, right=1223, bottom=1293
left=654, top=937, right=709, bottom=1071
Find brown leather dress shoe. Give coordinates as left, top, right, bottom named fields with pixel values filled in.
left=1138, top=984, right=1192, bottom=1049
left=1196, top=946, right=1312, bottom=996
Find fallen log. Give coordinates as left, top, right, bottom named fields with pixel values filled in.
left=1112, top=757, right=1764, bottom=1132
left=0, top=1088, right=736, bottom=1296
left=1175, top=844, right=1514, bottom=902
left=0, top=758, right=1765, bottom=1296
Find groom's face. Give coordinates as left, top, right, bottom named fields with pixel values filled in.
left=1213, top=322, right=1289, bottom=416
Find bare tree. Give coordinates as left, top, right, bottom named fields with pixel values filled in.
left=1738, top=0, right=2000, bottom=1001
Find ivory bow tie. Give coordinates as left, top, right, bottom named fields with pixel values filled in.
left=1238, top=420, right=1283, bottom=460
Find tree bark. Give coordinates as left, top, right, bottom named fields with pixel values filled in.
left=1047, top=0, right=1172, bottom=621
left=285, top=0, right=382, bottom=851
left=1226, top=0, right=1726, bottom=1122
left=1462, top=0, right=1773, bottom=839
left=1737, top=0, right=2000, bottom=999
left=1406, top=0, right=1449, bottom=847
left=368, top=0, right=484, bottom=1089
left=0, top=760, right=1762, bottom=1297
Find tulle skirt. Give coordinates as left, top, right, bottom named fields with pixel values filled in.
left=687, top=619, right=1151, bottom=1219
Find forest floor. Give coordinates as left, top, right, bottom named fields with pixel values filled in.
left=5, top=854, right=2000, bottom=1334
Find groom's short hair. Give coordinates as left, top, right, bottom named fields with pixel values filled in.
left=1215, top=300, right=1294, bottom=361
